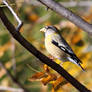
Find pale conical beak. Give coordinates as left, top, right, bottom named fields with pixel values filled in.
left=40, top=27, right=47, bottom=32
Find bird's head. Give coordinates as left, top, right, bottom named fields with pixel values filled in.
left=40, top=26, right=58, bottom=36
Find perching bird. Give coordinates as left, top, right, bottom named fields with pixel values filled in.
left=40, top=25, right=85, bottom=71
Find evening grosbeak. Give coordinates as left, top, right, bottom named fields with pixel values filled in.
left=40, top=26, right=84, bottom=71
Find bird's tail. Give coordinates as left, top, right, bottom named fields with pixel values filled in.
left=72, top=54, right=82, bottom=64
left=72, top=55, right=85, bottom=71
left=67, top=56, right=85, bottom=71
left=77, top=63, right=85, bottom=72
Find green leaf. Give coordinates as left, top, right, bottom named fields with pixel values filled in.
left=0, top=34, right=10, bottom=45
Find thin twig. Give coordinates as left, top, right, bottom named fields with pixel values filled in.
left=60, top=1, right=92, bottom=7
left=0, top=8, right=91, bottom=92
left=38, top=0, right=92, bottom=35
left=26, top=64, right=40, bottom=73
left=3, top=0, right=23, bottom=31
left=0, top=62, right=29, bottom=92
left=0, top=86, right=23, bottom=92
left=11, top=37, right=16, bottom=74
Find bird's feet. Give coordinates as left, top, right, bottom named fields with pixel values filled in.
left=49, top=56, right=55, bottom=61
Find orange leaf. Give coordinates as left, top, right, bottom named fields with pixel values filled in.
left=29, top=13, right=39, bottom=22
left=41, top=74, right=57, bottom=85
left=43, top=64, right=50, bottom=73
left=71, top=29, right=82, bottom=44
left=52, top=77, right=64, bottom=89
left=44, top=21, right=51, bottom=26
left=19, top=27, right=24, bottom=32
left=29, top=72, right=45, bottom=81
left=52, top=87, right=55, bottom=92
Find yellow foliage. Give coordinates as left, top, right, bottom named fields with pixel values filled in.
left=55, top=59, right=62, bottom=64
left=44, top=21, right=51, bottom=26
left=71, top=29, right=82, bottom=44
left=52, top=77, right=63, bottom=89
left=62, top=52, right=92, bottom=76
left=5, top=62, right=12, bottom=69
left=80, top=52, right=92, bottom=68
left=52, top=87, right=64, bottom=92
left=56, top=87, right=64, bottom=92
left=0, top=62, right=12, bottom=78
left=82, top=13, right=92, bottom=22
left=0, top=42, right=12, bottom=57
left=73, top=45, right=86, bottom=56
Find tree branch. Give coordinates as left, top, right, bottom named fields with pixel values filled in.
left=38, top=0, right=92, bottom=35
left=0, top=8, right=91, bottom=92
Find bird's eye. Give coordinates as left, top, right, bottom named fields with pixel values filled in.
left=45, top=26, right=53, bottom=29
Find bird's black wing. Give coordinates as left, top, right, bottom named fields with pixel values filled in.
left=52, top=40, right=73, bottom=55
left=52, top=34, right=82, bottom=64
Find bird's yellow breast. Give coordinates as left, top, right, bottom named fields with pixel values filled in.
left=45, top=34, right=64, bottom=60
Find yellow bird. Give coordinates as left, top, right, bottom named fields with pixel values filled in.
left=40, top=26, right=84, bottom=71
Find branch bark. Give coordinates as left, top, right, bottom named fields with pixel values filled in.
left=29, top=0, right=92, bottom=7
left=0, top=8, right=91, bottom=92
left=38, top=0, right=92, bottom=35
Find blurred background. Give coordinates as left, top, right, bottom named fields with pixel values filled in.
left=0, top=0, right=92, bottom=92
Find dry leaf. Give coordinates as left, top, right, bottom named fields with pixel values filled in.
left=71, top=31, right=82, bottom=44
left=31, top=72, right=45, bottom=79
left=28, top=13, right=39, bottom=22
left=43, top=64, right=50, bottom=73
left=41, top=74, right=57, bottom=85
left=29, top=72, right=45, bottom=81
left=44, top=21, right=51, bottom=26
left=52, top=77, right=64, bottom=89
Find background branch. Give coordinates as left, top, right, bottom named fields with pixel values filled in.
left=29, top=0, right=92, bottom=7
left=38, top=0, right=92, bottom=35
left=0, top=86, right=23, bottom=92
left=0, top=62, right=29, bottom=92
left=0, top=8, right=91, bottom=92
left=60, top=1, right=92, bottom=7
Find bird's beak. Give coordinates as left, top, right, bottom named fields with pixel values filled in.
left=40, top=27, right=47, bottom=32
